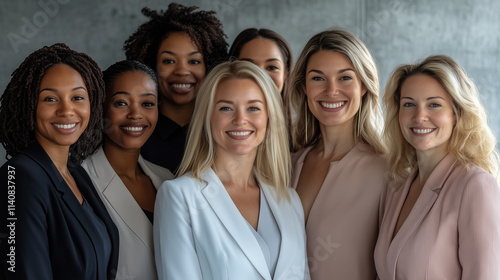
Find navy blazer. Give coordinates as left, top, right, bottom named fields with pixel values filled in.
left=0, top=142, right=119, bottom=280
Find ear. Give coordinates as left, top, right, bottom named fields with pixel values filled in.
left=361, top=84, right=367, bottom=97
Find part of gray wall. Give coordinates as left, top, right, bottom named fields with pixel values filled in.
left=1, top=0, right=499, bottom=165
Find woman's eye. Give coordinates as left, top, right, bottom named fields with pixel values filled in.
left=248, top=107, right=261, bottom=111
left=43, top=97, right=57, bottom=102
left=113, top=100, right=127, bottom=107
left=266, top=66, right=279, bottom=71
left=73, top=96, right=85, bottom=101
left=312, top=76, right=324, bottom=81
left=219, top=107, right=231, bottom=111
left=189, top=60, right=201, bottom=65
left=143, top=101, right=156, bottom=107
left=162, top=59, right=174, bottom=64
left=429, top=103, right=442, bottom=108
left=402, top=102, right=415, bottom=107
left=340, top=76, right=352, bottom=81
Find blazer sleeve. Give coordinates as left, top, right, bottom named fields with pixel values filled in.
left=458, top=171, right=500, bottom=279
left=1, top=160, right=53, bottom=280
left=154, top=179, right=203, bottom=280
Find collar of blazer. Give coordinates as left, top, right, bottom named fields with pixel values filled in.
left=83, top=146, right=173, bottom=254
left=387, top=153, right=458, bottom=261
left=22, top=141, right=119, bottom=273
left=198, top=167, right=298, bottom=280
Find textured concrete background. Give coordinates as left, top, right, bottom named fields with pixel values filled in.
left=1, top=0, right=499, bottom=164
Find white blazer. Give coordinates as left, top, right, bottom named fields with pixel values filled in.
left=82, top=147, right=174, bottom=280
left=154, top=168, right=309, bottom=280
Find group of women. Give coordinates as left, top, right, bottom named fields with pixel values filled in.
left=0, top=2, right=499, bottom=280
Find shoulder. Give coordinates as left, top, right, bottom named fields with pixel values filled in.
left=455, top=164, right=499, bottom=192
left=139, top=156, right=175, bottom=182
left=157, top=172, right=203, bottom=197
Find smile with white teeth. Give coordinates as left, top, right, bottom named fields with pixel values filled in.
left=321, top=101, right=345, bottom=109
left=227, top=131, right=252, bottom=136
left=171, top=83, right=193, bottom=90
left=413, top=128, right=433, bottom=134
left=53, top=123, right=76, bottom=129
left=121, top=126, right=144, bottom=132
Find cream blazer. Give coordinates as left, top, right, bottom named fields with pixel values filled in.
left=82, top=147, right=174, bottom=280
left=374, top=154, right=500, bottom=280
left=292, top=142, right=388, bottom=280
left=154, top=168, right=309, bottom=280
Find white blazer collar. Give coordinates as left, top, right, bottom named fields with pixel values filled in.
left=199, top=168, right=278, bottom=280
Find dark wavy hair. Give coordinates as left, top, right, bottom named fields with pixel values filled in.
left=123, top=2, right=228, bottom=73
left=103, top=60, right=158, bottom=96
left=0, top=43, right=104, bottom=164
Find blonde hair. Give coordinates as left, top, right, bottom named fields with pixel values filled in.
left=383, top=55, right=499, bottom=181
left=177, top=61, right=291, bottom=198
left=288, top=29, right=386, bottom=154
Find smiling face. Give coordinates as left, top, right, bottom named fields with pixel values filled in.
left=104, top=71, right=158, bottom=151
left=35, top=64, right=90, bottom=152
left=304, top=50, right=366, bottom=133
left=156, top=32, right=206, bottom=108
left=238, top=38, right=286, bottom=93
left=211, top=78, right=268, bottom=158
left=399, top=74, right=456, bottom=158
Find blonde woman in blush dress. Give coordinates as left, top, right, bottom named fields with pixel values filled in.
left=288, top=29, right=388, bottom=280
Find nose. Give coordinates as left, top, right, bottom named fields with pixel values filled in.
left=57, top=100, right=75, bottom=117
left=173, top=60, right=189, bottom=76
left=326, top=80, right=338, bottom=96
left=127, top=104, right=143, bottom=120
left=413, top=106, right=428, bottom=123
left=232, top=109, right=247, bottom=125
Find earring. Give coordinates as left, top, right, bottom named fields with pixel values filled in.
left=304, top=99, right=308, bottom=144
left=356, top=99, right=362, bottom=138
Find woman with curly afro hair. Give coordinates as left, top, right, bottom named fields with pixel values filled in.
left=124, top=2, right=228, bottom=172
left=0, top=43, right=119, bottom=279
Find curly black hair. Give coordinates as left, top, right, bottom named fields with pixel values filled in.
left=103, top=60, right=158, bottom=96
left=124, top=2, right=228, bottom=73
left=0, top=43, right=105, bottom=164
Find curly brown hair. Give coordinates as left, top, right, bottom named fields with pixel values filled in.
left=124, top=2, right=228, bottom=72
left=0, top=43, right=104, bottom=164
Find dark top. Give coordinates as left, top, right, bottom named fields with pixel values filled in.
left=140, top=113, right=189, bottom=173
left=142, top=209, right=154, bottom=224
left=0, top=142, right=119, bottom=280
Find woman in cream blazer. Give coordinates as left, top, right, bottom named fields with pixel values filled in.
left=154, top=61, right=309, bottom=280
left=83, top=60, right=173, bottom=280
left=375, top=55, right=500, bottom=279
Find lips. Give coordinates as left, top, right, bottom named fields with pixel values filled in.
left=412, top=128, right=435, bottom=134
left=169, top=83, right=195, bottom=93
left=226, top=130, right=253, bottom=140
left=320, top=101, right=345, bottom=109
left=53, top=123, right=76, bottom=129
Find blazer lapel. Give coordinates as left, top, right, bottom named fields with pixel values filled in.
left=200, top=168, right=271, bottom=280
left=260, top=184, right=298, bottom=280
left=387, top=154, right=457, bottom=276
left=90, top=148, right=154, bottom=253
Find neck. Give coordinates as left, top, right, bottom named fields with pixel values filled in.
left=36, top=138, right=70, bottom=173
left=415, top=149, right=448, bottom=185
left=317, top=122, right=357, bottom=161
left=102, top=138, right=142, bottom=179
left=160, top=99, right=194, bottom=126
left=212, top=151, right=257, bottom=190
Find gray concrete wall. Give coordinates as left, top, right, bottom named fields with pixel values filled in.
left=1, top=0, right=499, bottom=164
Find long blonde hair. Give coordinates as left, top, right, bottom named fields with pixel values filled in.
left=383, top=55, right=499, bottom=181
left=288, top=29, right=386, bottom=154
left=177, top=61, right=291, bottom=198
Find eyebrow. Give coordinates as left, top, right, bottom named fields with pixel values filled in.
left=216, top=99, right=264, bottom=104
left=240, top=58, right=282, bottom=63
left=39, top=86, right=87, bottom=93
left=401, top=96, right=445, bottom=101
left=160, top=50, right=202, bottom=56
left=307, top=68, right=355, bottom=75
left=111, top=91, right=156, bottom=97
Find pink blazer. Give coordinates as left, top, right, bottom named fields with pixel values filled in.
left=292, top=142, right=388, bottom=280
left=374, top=154, right=500, bottom=280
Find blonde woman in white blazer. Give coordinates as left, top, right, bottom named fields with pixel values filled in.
left=83, top=60, right=173, bottom=280
left=154, top=61, right=309, bottom=280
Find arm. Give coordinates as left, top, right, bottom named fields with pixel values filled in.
left=458, top=171, right=500, bottom=279
left=1, top=161, right=53, bottom=280
left=154, top=179, right=203, bottom=280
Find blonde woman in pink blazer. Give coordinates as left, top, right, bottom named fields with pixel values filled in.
left=288, top=29, right=388, bottom=279
left=375, top=55, right=500, bottom=279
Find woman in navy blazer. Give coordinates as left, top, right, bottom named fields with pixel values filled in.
left=154, top=61, right=309, bottom=279
left=0, top=43, right=119, bottom=280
